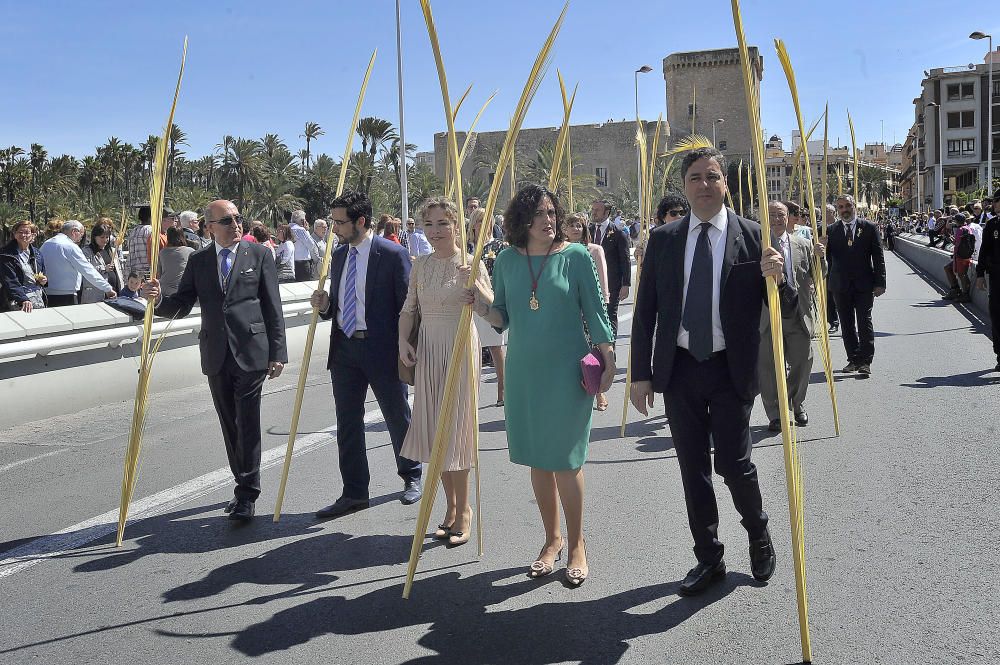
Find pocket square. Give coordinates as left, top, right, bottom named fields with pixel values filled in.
left=240, top=267, right=255, bottom=274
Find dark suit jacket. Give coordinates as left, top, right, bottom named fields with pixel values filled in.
left=977, top=217, right=999, bottom=277
left=320, top=234, right=411, bottom=380
left=826, top=218, right=886, bottom=292
left=0, top=240, right=43, bottom=307
left=590, top=221, right=631, bottom=291
left=155, top=241, right=288, bottom=375
left=630, top=209, right=798, bottom=401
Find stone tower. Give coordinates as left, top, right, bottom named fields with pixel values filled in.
left=662, top=47, right=763, bottom=162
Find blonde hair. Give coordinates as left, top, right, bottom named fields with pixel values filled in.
left=418, top=196, right=462, bottom=247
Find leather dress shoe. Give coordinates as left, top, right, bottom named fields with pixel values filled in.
left=678, top=560, right=726, bottom=596
left=224, top=497, right=238, bottom=514
left=228, top=498, right=255, bottom=522
left=400, top=479, right=422, bottom=505
left=841, top=362, right=858, bottom=373
left=749, top=528, right=776, bottom=581
left=315, top=496, right=370, bottom=519
left=857, top=364, right=871, bottom=376
left=793, top=408, right=808, bottom=427
left=768, top=419, right=781, bottom=432
left=828, top=322, right=839, bottom=334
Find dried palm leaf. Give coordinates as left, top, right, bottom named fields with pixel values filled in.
left=775, top=39, right=839, bottom=437
left=731, top=4, right=812, bottom=661
left=272, top=49, right=377, bottom=521
left=548, top=70, right=578, bottom=191
left=559, top=73, right=576, bottom=211
left=662, top=133, right=714, bottom=157
left=116, top=37, right=188, bottom=547
left=403, top=0, right=567, bottom=599
left=848, top=110, right=858, bottom=201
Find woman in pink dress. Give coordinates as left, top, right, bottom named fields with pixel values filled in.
left=563, top=212, right=611, bottom=410
left=399, top=196, right=493, bottom=547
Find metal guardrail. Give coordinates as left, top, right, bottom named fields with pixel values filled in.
left=0, top=301, right=315, bottom=361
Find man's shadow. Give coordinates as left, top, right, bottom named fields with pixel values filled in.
left=176, top=566, right=755, bottom=663
left=901, top=367, right=1000, bottom=388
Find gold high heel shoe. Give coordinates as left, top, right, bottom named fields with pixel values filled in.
left=529, top=538, right=564, bottom=578
left=565, top=539, right=589, bottom=587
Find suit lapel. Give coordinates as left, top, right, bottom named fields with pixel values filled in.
left=365, top=236, right=382, bottom=308
left=673, top=215, right=691, bottom=295
left=329, top=245, right=347, bottom=320
left=720, top=209, right=742, bottom=295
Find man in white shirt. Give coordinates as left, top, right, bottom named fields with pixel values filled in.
left=407, top=217, right=433, bottom=257
left=289, top=210, right=320, bottom=281
left=39, top=220, right=116, bottom=307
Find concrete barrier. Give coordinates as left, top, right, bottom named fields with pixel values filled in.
left=0, top=282, right=330, bottom=427
left=892, top=233, right=991, bottom=318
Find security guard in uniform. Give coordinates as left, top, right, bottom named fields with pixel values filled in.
left=975, top=190, right=1000, bottom=371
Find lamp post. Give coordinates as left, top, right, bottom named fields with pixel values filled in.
left=634, top=65, right=652, bottom=222
left=971, top=31, right=993, bottom=194
left=927, top=101, right=945, bottom=208
left=713, top=118, right=725, bottom=148
left=395, top=0, right=409, bottom=222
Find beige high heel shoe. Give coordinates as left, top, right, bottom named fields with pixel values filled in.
left=529, top=538, right=564, bottom=578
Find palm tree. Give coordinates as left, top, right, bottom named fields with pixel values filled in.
left=217, top=138, right=263, bottom=211
left=300, top=122, right=324, bottom=172
left=28, top=143, right=48, bottom=221
left=167, top=124, right=187, bottom=190
left=356, top=117, right=397, bottom=194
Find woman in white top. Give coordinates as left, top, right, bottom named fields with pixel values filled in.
left=562, top=212, right=610, bottom=410
left=274, top=224, right=296, bottom=283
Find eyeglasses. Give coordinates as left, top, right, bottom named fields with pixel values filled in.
left=667, top=209, right=686, bottom=217
left=211, top=214, right=244, bottom=226
left=331, top=219, right=354, bottom=226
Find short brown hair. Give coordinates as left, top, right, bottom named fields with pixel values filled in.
left=563, top=212, right=592, bottom=244
left=503, top=184, right=566, bottom=248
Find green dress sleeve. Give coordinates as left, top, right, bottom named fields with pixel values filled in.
left=490, top=249, right=509, bottom=333
left=574, top=246, right=613, bottom=345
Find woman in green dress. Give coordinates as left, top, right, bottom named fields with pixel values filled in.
left=465, top=184, right=616, bottom=586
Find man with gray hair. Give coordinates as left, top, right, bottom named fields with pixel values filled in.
left=289, top=209, right=320, bottom=281
left=38, top=220, right=116, bottom=307
left=180, top=210, right=208, bottom=248
left=820, top=194, right=886, bottom=376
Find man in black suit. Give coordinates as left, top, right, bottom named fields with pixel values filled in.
left=629, top=147, right=797, bottom=596
left=310, top=190, right=422, bottom=519
left=144, top=200, right=287, bottom=522
left=589, top=199, right=631, bottom=336
left=821, top=194, right=886, bottom=376
left=974, top=192, right=1000, bottom=371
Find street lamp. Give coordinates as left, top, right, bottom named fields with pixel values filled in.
left=927, top=101, right=945, bottom=208
left=634, top=65, right=653, bottom=222
left=713, top=118, right=725, bottom=148
left=971, top=31, right=993, bottom=194
left=395, top=0, right=409, bottom=222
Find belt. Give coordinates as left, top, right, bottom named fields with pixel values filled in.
left=339, top=328, right=368, bottom=339
left=676, top=346, right=725, bottom=362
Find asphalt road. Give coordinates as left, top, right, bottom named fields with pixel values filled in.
left=1, top=251, right=998, bottom=664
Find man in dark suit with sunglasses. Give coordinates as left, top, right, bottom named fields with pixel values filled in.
left=144, top=200, right=287, bottom=522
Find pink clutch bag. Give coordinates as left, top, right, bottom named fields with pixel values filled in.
left=580, top=348, right=605, bottom=396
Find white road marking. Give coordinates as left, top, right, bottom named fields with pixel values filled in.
left=0, top=403, right=400, bottom=581
left=0, top=449, right=66, bottom=474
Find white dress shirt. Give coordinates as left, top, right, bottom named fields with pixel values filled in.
left=290, top=222, right=319, bottom=262
left=214, top=240, right=241, bottom=289
left=337, top=232, right=373, bottom=332
left=595, top=218, right=611, bottom=245
left=678, top=207, right=728, bottom=353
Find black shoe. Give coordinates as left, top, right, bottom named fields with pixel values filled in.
left=793, top=408, right=808, bottom=427
left=841, top=362, right=858, bottom=373
left=857, top=364, right=871, bottom=376
left=768, top=419, right=781, bottom=432
left=228, top=498, right=255, bottom=522
left=315, top=496, right=370, bottom=519
left=401, top=479, right=422, bottom=505
left=678, top=560, right=726, bottom=596
left=749, top=528, right=776, bottom=581
left=828, top=322, right=839, bottom=334
left=224, top=497, right=238, bottom=514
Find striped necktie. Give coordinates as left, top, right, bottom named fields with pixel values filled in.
left=342, top=247, right=359, bottom=336
left=220, top=248, right=233, bottom=286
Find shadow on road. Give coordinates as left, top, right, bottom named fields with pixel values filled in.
left=900, top=368, right=1000, bottom=389
left=165, top=566, right=754, bottom=663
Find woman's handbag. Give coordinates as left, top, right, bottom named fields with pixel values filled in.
left=580, top=347, right=605, bottom=396
left=398, top=309, right=420, bottom=386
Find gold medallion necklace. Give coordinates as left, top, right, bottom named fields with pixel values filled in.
left=525, top=242, right=556, bottom=311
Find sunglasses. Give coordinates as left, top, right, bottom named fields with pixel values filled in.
left=211, top=215, right=244, bottom=226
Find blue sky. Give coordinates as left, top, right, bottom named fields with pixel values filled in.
left=1, top=0, right=995, bottom=160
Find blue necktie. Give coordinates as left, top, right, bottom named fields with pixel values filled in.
left=342, top=247, right=359, bottom=336
left=220, top=248, right=233, bottom=286
left=683, top=223, right=714, bottom=362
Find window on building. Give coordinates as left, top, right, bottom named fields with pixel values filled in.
left=718, top=140, right=727, bottom=151
left=993, top=80, right=1000, bottom=99
left=947, top=84, right=960, bottom=101
left=947, top=139, right=961, bottom=156
left=595, top=167, right=608, bottom=188
left=962, top=138, right=975, bottom=155
left=947, top=111, right=976, bottom=129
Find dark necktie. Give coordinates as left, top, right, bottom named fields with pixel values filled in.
left=220, top=247, right=233, bottom=286
left=683, top=222, right=714, bottom=362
